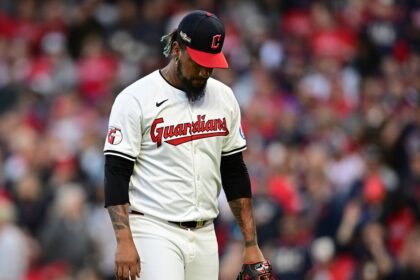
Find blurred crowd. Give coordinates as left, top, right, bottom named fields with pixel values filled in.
left=0, top=0, right=419, bottom=279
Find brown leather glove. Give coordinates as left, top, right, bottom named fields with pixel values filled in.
left=236, top=260, right=274, bottom=280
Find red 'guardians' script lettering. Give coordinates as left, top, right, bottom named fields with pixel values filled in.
left=151, top=115, right=229, bottom=147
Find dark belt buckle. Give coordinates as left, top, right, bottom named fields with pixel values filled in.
left=178, top=220, right=205, bottom=229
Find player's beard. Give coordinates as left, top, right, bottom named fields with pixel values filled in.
left=176, top=60, right=207, bottom=102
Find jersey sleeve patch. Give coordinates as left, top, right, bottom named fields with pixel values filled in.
left=107, top=126, right=123, bottom=145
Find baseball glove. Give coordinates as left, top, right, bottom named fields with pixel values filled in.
left=236, top=260, right=274, bottom=280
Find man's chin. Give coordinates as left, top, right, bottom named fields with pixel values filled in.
left=192, top=79, right=207, bottom=87
left=183, top=81, right=206, bottom=102
left=185, top=88, right=205, bottom=102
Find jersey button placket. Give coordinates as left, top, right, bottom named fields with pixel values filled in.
left=188, top=103, right=199, bottom=207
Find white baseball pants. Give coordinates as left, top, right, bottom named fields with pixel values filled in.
left=129, top=213, right=219, bottom=280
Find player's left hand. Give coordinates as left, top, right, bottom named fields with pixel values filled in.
left=243, top=244, right=265, bottom=263
left=237, top=245, right=274, bottom=279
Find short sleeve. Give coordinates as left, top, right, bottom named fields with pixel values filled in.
left=222, top=92, right=247, bottom=156
left=104, top=92, right=142, bottom=161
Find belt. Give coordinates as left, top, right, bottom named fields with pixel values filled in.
left=168, top=220, right=209, bottom=229
left=130, top=210, right=210, bottom=230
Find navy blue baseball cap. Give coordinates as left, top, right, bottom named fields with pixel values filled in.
left=177, top=10, right=228, bottom=69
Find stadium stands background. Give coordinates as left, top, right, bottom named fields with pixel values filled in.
left=0, top=0, right=419, bottom=279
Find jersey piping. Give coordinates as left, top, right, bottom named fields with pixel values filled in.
left=221, top=144, right=247, bottom=156
left=104, top=150, right=136, bottom=162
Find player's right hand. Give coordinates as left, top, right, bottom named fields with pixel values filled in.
left=115, top=239, right=140, bottom=280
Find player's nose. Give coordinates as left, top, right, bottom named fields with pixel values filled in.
left=198, top=67, right=212, bottom=79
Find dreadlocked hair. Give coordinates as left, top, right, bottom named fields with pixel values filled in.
left=161, top=30, right=178, bottom=58
left=161, top=30, right=186, bottom=58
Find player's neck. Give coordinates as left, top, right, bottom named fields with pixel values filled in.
left=160, top=61, right=182, bottom=89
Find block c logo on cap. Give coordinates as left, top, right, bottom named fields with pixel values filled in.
left=211, top=34, right=222, bottom=49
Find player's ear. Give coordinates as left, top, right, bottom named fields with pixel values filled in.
left=171, top=41, right=181, bottom=58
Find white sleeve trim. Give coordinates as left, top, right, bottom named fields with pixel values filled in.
left=221, top=145, right=247, bottom=156
left=104, top=150, right=136, bottom=162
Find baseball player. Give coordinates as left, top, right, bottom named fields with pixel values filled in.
left=104, top=10, right=273, bottom=280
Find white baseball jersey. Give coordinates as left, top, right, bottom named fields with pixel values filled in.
left=104, top=70, right=246, bottom=222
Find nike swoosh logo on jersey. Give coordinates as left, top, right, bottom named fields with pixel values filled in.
left=156, top=99, right=168, bottom=107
